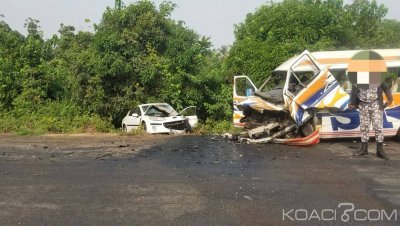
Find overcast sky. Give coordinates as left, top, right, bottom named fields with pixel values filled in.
left=1, top=0, right=399, bottom=48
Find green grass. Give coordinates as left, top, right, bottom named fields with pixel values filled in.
left=193, top=119, right=242, bottom=135
left=0, top=102, right=115, bottom=135
left=0, top=113, right=115, bottom=135
left=118, top=126, right=146, bottom=136
left=0, top=102, right=239, bottom=136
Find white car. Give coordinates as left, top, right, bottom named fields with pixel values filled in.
left=122, top=103, right=198, bottom=134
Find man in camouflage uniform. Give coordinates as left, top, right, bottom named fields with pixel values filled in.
left=348, top=50, right=393, bottom=160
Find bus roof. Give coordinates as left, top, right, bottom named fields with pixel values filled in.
left=274, top=49, right=400, bottom=72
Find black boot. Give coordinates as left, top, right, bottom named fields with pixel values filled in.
left=353, top=142, right=368, bottom=156
left=377, top=142, right=389, bottom=160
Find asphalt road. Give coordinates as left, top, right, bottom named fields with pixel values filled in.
left=0, top=134, right=399, bottom=226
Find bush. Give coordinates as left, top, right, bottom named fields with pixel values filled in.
left=0, top=101, right=114, bottom=135
left=194, top=119, right=242, bottom=135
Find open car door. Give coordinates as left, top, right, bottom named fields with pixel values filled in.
left=180, top=106, right=198, bottom=128
left=233, top=76, right=258, bottom=101
left=284, top=51, right=342, bottom=124
left=233, top=76, right=258, bottom=127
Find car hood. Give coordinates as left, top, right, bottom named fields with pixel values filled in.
left=147, top=116, right=185, bottom=122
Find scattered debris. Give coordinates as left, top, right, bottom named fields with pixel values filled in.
left=243, top=195, right=252, bottom=201
left=119, top=144, right=130, bottom=148
left=223, top=133, right=232, bottom=140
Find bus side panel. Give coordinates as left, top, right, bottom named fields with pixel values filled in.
left=318, top=107, right=400, bottom=138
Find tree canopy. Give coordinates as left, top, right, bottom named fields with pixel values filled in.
left=227, top=0, right=400, bottom=84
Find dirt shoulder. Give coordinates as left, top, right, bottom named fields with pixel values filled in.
left=0, top=133, right=172, bottom=161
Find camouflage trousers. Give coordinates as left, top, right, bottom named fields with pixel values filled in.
left=359, top=101, right=384, bottom=143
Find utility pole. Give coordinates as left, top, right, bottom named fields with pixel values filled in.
left=115, top=0, right=122, bottom=10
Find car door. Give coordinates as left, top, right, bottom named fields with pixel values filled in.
left=180, top=106, right=198, bottom=128
left=233, top=76, right=258, bottom=100
left=284, top=51, right=343, bottom=123
left=125, top=106, right=142, bottom=130
left=233, top=76, right=258, bottom=127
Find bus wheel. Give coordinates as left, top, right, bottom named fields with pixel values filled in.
left=301, top=121, right=315, bottom=137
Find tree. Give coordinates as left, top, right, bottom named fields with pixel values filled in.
left=344, top=0, right=388, bottom=48
left=0, top=19, right=25, bottom=110
left=61, top=0, right=224, bottom=124
left=227, top=0, right=397, bottom=84
left=115, top=0, right=123, bottom=10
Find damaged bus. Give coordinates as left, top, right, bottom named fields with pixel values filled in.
left=233, top=49, right=400, bottom=145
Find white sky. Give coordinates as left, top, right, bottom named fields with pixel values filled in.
left=1, top=0, right=399, bottom=48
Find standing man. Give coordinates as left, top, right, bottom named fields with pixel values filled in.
left=347, top=50, right=393, bottom=160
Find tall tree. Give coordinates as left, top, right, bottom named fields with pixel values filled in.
left=227, top=0, right=397, bottom=84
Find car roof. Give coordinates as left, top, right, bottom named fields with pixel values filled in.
left=138, top=103, right=171, bottom=107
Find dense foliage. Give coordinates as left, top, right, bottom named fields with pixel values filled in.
left=228, top=0, right=400, bottom=84
left=0, top=1, right=231, bottom=134
left=1, top=0, right=399, bottom=134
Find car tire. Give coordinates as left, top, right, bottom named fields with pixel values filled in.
left=123, top=125, right=127, bottom=132
left=139, top=122, right=147, bottom=133
left=182, top=120, right=190, bottom=134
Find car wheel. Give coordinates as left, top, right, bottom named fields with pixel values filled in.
left=185, top=121, right=192, bottom=133
left=123, top=125, right=127, bottom=132
left=139, top=122, right=147, bottom=133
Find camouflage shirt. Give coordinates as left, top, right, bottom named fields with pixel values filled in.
left=358, top=88, right=379, bottom=104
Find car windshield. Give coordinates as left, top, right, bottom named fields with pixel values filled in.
left=144, top=104, right=178, bottom=117
left=258, top=71, right=286, bottom=92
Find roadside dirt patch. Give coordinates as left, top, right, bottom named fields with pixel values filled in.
left=0, top=133, right=172, bottom=162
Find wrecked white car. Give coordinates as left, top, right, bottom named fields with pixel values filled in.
left=122, top=103, right=198, bottom=134
left=233, top=49, right=400, bottom=145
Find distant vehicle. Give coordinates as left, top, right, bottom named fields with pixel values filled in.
left=122, top=103, right=198, bottom=134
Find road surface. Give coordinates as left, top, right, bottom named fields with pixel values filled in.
left=0, top=134, right=399, bottom=225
